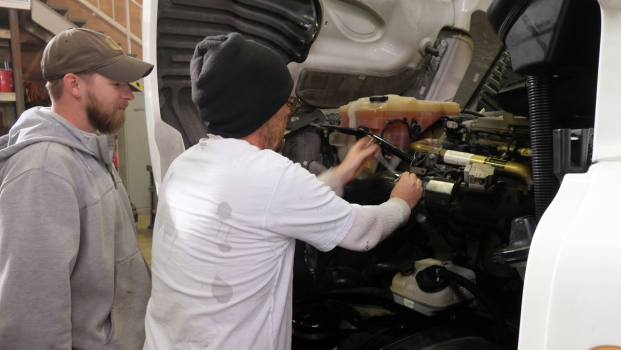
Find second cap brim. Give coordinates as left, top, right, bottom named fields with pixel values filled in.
left=95, top=55, right=154, bottom=83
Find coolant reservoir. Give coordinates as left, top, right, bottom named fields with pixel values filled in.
left=339, top=95, right=460, bottom=152
left=390, top=259, right=475, bottom=316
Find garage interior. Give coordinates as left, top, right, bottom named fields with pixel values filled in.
left=0, top=0, right=613, bottom=349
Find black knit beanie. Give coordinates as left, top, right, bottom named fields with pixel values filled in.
left=191, top=33, right=294, bottom=138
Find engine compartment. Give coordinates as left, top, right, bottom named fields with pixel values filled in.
left=282, top=54, right=596, bottom=347
left=276, top=1, right=599, bottom=345
left=285, top=103, right=541, bottom=349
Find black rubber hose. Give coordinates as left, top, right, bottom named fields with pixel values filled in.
left=437, top=268, right=516, bottom=349
left=362, top=261, right=400, bottom=283
left=380, top=118, right=410, bottom=139
left=380, top=119, right=412, bottom=159
left=525, top=76, right=560, bottom=221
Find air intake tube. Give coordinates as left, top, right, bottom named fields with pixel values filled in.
left=525, top=76, right=559, bottom=221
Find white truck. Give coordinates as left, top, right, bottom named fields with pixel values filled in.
left=143, top=1, right=621, bottom=349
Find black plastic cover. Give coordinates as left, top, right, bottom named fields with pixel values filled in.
left=156, top=0, right=321, bottom=147
left=296, top=67, right=418, bottom=108
left=487, top=0, right=601, bottom=76
left=486, top=0, right=530, bottom=43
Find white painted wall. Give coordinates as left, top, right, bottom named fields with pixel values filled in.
left=118, top=92, right=152, bottom=214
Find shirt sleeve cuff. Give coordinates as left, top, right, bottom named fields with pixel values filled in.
left=387, top=197, right=411, bottom=225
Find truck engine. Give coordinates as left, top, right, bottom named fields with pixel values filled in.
left=283, top=96, right=539, bottom=350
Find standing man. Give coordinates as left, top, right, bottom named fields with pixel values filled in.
left=143, top=33, right=423, bottom=350
left=0, top=29, right=153, bottom=349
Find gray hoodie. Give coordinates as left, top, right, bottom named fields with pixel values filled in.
left=0, top=107, right=151, bottom=349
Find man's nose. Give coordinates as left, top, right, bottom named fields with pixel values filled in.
left=122, top=83, right=135, bottom=100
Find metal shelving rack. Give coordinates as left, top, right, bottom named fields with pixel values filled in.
left=0, top=4, right=27, bottom=133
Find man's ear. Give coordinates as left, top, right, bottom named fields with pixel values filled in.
left=63, top=73, right=86, bottom=99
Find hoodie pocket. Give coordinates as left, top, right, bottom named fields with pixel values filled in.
left=104, top=248, right=152, bottom=350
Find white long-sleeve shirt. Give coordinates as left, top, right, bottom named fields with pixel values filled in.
left=143, top=135, right=410, bottom=350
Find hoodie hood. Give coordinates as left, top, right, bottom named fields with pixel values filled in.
left=0, top=107, right=114, bottom=167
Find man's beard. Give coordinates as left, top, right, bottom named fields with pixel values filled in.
left=260, top=110, right=287, bottom=152
left=86, top=91, right=127, bottom=135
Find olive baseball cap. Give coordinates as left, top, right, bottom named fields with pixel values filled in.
left=42, top=28, right=153, bottom=82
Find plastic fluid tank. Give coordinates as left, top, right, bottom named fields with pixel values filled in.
left=339, top=95, right=460, bottom=152
left=390, top=259, right=475, bottom=316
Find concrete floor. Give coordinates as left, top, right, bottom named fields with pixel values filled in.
left=136, top=213, right=154, bottom=267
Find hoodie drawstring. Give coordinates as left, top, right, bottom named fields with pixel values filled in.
left=96, top=138, right=118, bottom=189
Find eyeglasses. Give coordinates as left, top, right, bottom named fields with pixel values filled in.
left=286, top=96, right=301, bottom=117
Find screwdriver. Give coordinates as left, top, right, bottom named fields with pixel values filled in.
left=366, top=136, right=401, bottom=183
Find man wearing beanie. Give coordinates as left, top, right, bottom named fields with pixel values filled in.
left=0, top=28, right=153, bottom=349
left=144, top=33, right=423, bottom=350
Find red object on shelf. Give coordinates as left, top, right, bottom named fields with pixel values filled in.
left=0, top=70, right=13, bottom=93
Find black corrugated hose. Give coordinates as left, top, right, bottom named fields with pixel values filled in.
left=525, top=76, right=559, bottom=221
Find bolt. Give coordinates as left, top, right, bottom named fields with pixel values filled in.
left=416, top=213, right=428, bottom=224
left=303, top=161, right=308, bottom=167
left=429, top=154, right=437, bottom=161
left=425, top=43, right=440, bottom=56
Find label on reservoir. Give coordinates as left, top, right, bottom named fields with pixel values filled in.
left=403, top=298, right=415, bottom=308
left=444, top=150, right=474, bottom=166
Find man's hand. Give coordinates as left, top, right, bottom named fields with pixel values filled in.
left=333, top=138, right=379, bottom=184
left=390, top=172, right=423, bottom=209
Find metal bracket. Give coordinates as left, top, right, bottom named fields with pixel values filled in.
left=409, top=167, right=427, bottom=175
